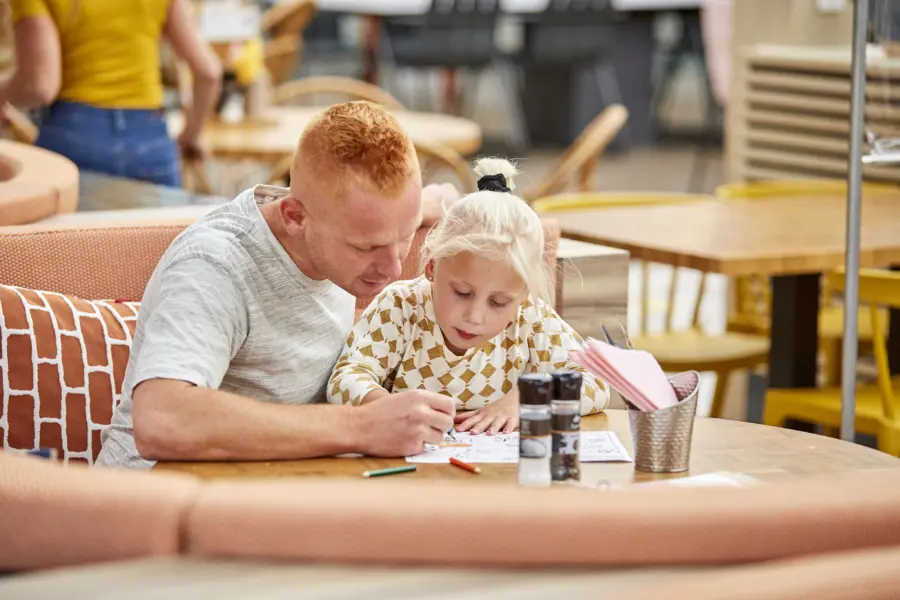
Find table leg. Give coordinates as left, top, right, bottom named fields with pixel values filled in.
left=443, top=69, right=460, bottom=115
left=891, top=265, right=900, bottom=375
left=768, top=274, right=821, bottom=388
left=362, top=16, right=383, bottom=84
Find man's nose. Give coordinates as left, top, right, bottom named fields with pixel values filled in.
left=374, top=245, right=402, bottom=280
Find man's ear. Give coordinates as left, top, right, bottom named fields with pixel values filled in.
left=280, top=196, right=307, bottom=235
left=425, top=259, right=436, bottom=282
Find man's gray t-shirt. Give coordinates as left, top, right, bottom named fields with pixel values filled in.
left=96, top=185, right=356, bottom=469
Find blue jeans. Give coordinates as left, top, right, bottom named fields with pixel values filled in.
left=36, top=101, right=182, bottom=188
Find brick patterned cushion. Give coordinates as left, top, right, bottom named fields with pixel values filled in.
left=0, top=285, right=139, bottom=463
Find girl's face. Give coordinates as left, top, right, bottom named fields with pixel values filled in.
left=427, top=252, right=527, bottom=356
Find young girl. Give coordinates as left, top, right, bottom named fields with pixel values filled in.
left=327, top=158, right=609, bottom=434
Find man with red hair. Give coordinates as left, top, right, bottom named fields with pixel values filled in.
left=97, top=102, right=459, bottom=469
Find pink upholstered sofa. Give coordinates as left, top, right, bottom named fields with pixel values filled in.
left=0, top=211, right=559, bottom=464
left=4, top=449, right=900, bottom=599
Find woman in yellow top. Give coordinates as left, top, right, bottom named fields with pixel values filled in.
left=2, top=0, right=222, bottom=187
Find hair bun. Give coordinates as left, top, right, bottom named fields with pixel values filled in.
left=473, top=157, right=518, bottom=192
left=477, top=173, right=511, bottom=193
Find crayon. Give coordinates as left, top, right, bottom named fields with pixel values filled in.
left=362, top=465, right=417, bottom=478
left=449, top=457, right=481, bottom=474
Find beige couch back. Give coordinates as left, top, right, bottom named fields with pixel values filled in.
left=0, top=217, right=561, bottom=311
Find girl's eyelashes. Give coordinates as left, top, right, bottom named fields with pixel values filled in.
left=451, top=286, right=512, bottom=308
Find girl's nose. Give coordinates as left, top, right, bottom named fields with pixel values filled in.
left=464, top=304, right=485, bottom=325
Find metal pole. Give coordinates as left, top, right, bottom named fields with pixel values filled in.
left=842, top=0, right=870, bottom=442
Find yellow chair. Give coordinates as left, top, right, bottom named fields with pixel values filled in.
left=715, top=179, right=898, bottom=385
left=715, top=179, right=899, bottom=200
left=764, top=269, right=900, bottom=456
left=533, top=192, right=770, bottom=419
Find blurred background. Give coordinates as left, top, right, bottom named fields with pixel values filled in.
left=5, top=0, right=900, bottom=451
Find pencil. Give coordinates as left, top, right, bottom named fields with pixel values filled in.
left=362, top=465, right=417, bottom=478
left=449, top=457, right=481, bottom=474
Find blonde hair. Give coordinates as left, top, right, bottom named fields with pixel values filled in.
left=292, top=101, right=418, bottom=198
left=422, top=158, right=552, bottom=303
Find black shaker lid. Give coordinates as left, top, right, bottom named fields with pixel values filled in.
left=552, top=371, right=582, bottom=400
left=518, top=373, right=553, bottom=405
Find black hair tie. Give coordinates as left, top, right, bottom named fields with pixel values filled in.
left=477, top=173, right=511, bottom=193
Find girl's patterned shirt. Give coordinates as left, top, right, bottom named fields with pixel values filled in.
left=327, top=277, right=609, bottom=415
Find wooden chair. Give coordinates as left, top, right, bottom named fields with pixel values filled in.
left=262, top=0, right=317, bottom=39
left=261, top=0, right=317, bottom=86
left=182, top=157, right=214, bottom=195
left=415, top=140, right=477, bottom=194
left=264, top=35, right=303, bottom=87
left=523, top=104, right=629, bottom=203
left=715, top=179, right=897, bottom=385
left=764, top=269, right=900, bottom=456
left=533, top=191, right=770, bottom=418
left=274, top=76, right=404, bottom=109
left=1, top=104, right=38, bottom=144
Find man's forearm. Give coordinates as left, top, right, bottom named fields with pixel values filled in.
left=134, top=382, right=363, bottom=461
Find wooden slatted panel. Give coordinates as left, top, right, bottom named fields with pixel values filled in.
left=728, top=46, right=900, bottom=185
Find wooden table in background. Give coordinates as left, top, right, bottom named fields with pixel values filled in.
left=552, top=193, right=900, bottom=389
left=154, top=410, right=900, bottom=483
left=167, top=106, right=483, bottom=162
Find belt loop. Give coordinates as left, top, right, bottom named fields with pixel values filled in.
left=113, top=110, right=126, bottom=131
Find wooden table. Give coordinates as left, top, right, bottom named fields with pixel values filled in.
left=552, top=193, right=900, bottom=389
left=167, top=106, right=483, bottom=161
left=155, top=410, right=900, bottom=484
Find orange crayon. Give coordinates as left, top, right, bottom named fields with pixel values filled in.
left=449, top=457, right=481, bottom=474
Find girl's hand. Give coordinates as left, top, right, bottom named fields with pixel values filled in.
left=454, top=392, right=519, bottom=434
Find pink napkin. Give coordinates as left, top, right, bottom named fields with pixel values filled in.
left=571, top=339, right=679, bottom=411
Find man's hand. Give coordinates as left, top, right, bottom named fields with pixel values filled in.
left=354, top=390, right=455, bottom=457
left=454, top=391, right=519, bottom=434
left=420, top=182, right=461, bottom=225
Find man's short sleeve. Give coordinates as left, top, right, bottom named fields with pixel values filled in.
left=129, top=258, right=249, bottom=392
left=11, top=0, right=50, bottom=22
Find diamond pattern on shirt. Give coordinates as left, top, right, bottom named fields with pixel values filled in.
left=328, top=278, right=609, bottom=415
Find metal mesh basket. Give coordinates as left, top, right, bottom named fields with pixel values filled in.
left=626, top=371, right=700, bottom=473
